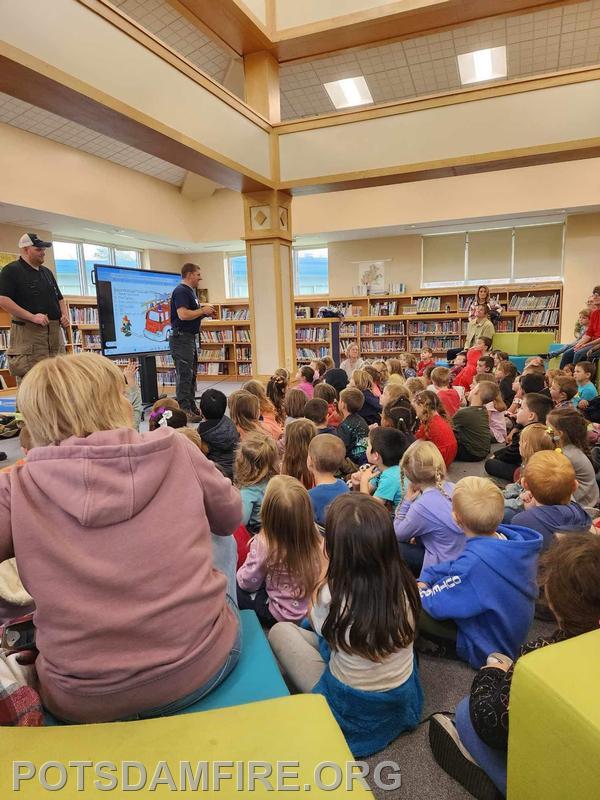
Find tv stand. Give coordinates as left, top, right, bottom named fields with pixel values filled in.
left=139, top=355, right=160, bottom=406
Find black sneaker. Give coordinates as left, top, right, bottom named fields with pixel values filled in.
left=0, top=452, right=6, bottom=462
left=428, top=714, right=503, bottom=800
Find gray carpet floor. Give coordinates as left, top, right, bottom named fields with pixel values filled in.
left=3, top=382, right=548, bottom=797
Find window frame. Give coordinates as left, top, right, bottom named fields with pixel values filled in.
left=224, top=252, right=249, bottom=299
left=293, top=246, right=329, bottom=296
left=53, top=240, right=142, bottom=296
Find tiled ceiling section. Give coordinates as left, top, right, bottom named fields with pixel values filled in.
left=280, top=1, right=600, bottom=119
left=0, top=92, right=187, bottom=186
left=110, top=0, right=234, bottom=86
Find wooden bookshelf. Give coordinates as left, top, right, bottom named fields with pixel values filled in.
left=293, top=283, right=563, bottom=366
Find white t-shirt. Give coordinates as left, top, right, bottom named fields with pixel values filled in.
left=310, top=584, right=414, bottom=691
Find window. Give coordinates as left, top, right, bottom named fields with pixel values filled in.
left=224, top=253, right=249, bottom=298
left=421, top=224, right=564, bottom=288
left=53, top=241, right=142, bottom=295
left=294, top=247, right=329, bottom=295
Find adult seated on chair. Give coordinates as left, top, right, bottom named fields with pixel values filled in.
left=560, top=285, right=600, bottom=367
left=463, top=305, right=496, bottom=352
left=0, top=353, right=242, bottom=724
left=447, top=287, right=501, bottom=363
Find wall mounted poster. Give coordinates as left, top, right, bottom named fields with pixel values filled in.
left=0, top=252, right=17, bottom=269
left=358, top=260, right=385, bottom=294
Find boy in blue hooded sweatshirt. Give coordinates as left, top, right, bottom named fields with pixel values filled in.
left=511, top=449, right=592, bottom=548
left=417, top=476, right=543, bottom=668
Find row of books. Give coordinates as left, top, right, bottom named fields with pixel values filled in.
left=200, top=330, right=233, bottom=343
left=296, top=328, right=329, bottom=342
left=361, top=323, right=406, bottom=335
left=408, top=321, right=459, bottom=334
left=508, top=293, right=560, bottom=310
left=496, top=320, right=516, bottom=332
left=235, top=329, right=252, bottom=343
left=156, top=355, right=175, bottom=368
left=221, top=308, right=250, bottom=320
left=340, top=324, right=357, bottom=336
left=236, top=347, right=251, bottom=360
left=410, top=337, right=461, bottom=350
left=0, top=331, right=9, bottom=349
left=70, top=307, right=99, bottom=324
left=197, top=363, right=231, bottom=375
left=370, top=301, right=399, bottom=316
left=361, top=339, right=405, bottom=353
left=458, top=294, right=501, bottom=311
left=238, top=363, right=252, bottom=376
left=198, top=348, right=227, bottom=360
left=296, top=347, right=329, bottom=360
left=415, top=296, right=441, bottom=313
left=517, top=310, right=560, bottom=326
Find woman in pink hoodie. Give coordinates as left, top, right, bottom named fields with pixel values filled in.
left=0, top=353, right=243, bottom=723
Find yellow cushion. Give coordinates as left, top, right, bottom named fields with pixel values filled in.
left=3, top=695, right=375, bottom=797
left=507, top=630, right=600, bottom=800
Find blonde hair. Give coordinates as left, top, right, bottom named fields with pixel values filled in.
left=175, top=427, right=206, bottom=453
left=387, top=373, right=406, bottom=387
left=281, top=418, right=317, bottom=489
left=351, top=369, right=373, bottom=392
left=382, top=382, right=409, bottom=408
left=234, top=432, right=279, bottom=488
left=519, top=423, right=556, bottom=464
left=452, top=477, right=504, bottom=535
left=524, top=450, right=575, bottom=506
left=18, top=353, right=132, bottom=447
left=228, top=390, right=260, bottom=433
left=309, top=433, right=346, bottom=474
left=405, top=377, right=426, bottom=398
left=400, top=440, right=448, bottom=496
left=243, top=379, right=276, bottom=416
left=261, top=475, right=323, bottom=600
left=386, top=358, right=403, bottom=376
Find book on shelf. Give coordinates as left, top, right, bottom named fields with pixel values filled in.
left=337, top=303, right=364, bottom=317
left=508, top=292, right=559, bottom=311
left=0, top=331, right=9, bottom=349
left=295, top=306, right=313, bottom=319
left=496, top=320, right=516, bottom=332
left=411, top=337, right=462, bottom=351
left=408, top=321, right=458, bottom=335
left=235, top=329, right=252, bottom=343
left=198, top=348, right=227, bottom=360
left=200, top=330, right=233, bottom=343
left=296, top=347, right=329, bottom=360
left=415, top=296, right=441, bottom=313
left=370, top=300, right=398, bottom=316
left=361, top=322, right=406, bottom=335
left=361, top=339, right=405, bottom=353
left=221, top=308, right=249, bottom=320
left=340, top=323, right=357, bottom=336
left=236, top=346, right=252, bottom=360
left=517, top=309, right=559, bottom=327
left=198, top=363, right=229, bottom=375
left=295, top=327, right=329, bottom=342
left=238, top=363, right=252, bottom=376
left=156, top=355, right=175, bottom=368
left=458, top=293, right=501, bottom=311
left=69, top=307, right=99, bottom=324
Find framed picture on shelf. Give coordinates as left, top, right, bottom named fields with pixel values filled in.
left=357, top=261, right=385, bottom=294
left=198, top=288, right=209, bottom=304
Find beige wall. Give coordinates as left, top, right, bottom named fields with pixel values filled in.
left=562, top=213, right=600, bottom=340
left=181, top=252, right=228, bottom=304
left=0, top=222, right=56, bottom=271
left=327, top=236, right=421, bottom=295
left=275, top=0, right=434, bottom=29
left=145, top=250, right=182, bottom=273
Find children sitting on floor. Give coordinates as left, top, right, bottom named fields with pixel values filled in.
left=284, top=388, right=308, bottom=425
left=307, top=434, right=349, bottom=526
left=335, top=387, right=369, bottom=465
left=430, top=367, right=461, bottom=417
left=417, top=476, right=543, bottom=668
left=406, top=376, right=427, bottom=399
left=549, top=374, right=578, bottom=409
left=148, top=406, right=188, bottom=430
left=398, top=352, right=418, bottom=379
left=281, top=419, right=317, bottom=490
left=266, top=371, right=288, bottom=427
left=413, top=390, right=458, bottom=467
left=448, top=351, right=467, bottom=384
left=313, top=382, right=342, bottom=428
left=452, top=337, right=493, bottom=392
left=429, top=533, right=600, bottom=799
left=452, top=382, right=492, bottom=462
left=485, top=392, right=553, bottom=483
left=197, top=388, right=240, bottom=479
left=363, top=365, right=384, bottom=398
left=476, top=354, right=494, bottom=377
left=351, top=427, right=412, bottom=511
left=351, top=369, right=381, bottom=425
left=237, top=475, right=323, bottom=628
left=502, top=423, right=555, bottom=522
left=268, top=493, right=423, bottom=758
left=417, top=347, right=436, bottom=377
left=229, top=390, right=274, bottom=441
left=546, top=406, right=600, bottom=508
left=394, top=441, right=465, bottom=577
left=303, top=398, right=337, bottom=434
left=511, top=450, right=592, bottom=548
left=572, top=361, right=598, bottom=409
left=495, top=359, right=517, bottom=406
left=296, top=366, right=315, bottom=399
left=243, top=380, right=284, bottom=440
left=148, top=398, right=183, bottom=431
left=475, top=376, right=507, bottom=444
left=235, top=432, right=280, bottom=534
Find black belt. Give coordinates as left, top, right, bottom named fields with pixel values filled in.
left=12, top=319, right=59, bottom=326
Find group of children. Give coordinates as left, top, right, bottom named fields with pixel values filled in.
left=140, top=341, right=600, bottom=778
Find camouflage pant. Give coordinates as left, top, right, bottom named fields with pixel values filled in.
left=7, top=320, right=64, bottom=384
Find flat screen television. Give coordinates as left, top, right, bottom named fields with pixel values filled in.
left=94, top=264, right=182, bottom=358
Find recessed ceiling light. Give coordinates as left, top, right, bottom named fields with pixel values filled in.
left=457, top=46, right=507, bottom=85
left=324, top=76, right=373, bottom=110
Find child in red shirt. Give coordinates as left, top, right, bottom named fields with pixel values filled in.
left=453, top=336, right=493, bottom=392
left=412, top=389, right=458, bottom=467
left=430, top=366, right=461, bottom=417
left=417, top=347, right=436, bottom=377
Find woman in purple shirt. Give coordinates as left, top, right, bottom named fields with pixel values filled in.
left=394, top=441, right=466, bottom=577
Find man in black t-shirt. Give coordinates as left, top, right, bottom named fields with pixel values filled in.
left=0, top=233, right=68, bottom=382
left=169, top=263, right=215, bottom=421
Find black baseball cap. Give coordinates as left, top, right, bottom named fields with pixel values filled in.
left=19, top=233, right=52, bottom=248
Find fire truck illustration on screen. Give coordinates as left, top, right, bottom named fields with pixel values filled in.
left=143, top=294, right=172, bottom=341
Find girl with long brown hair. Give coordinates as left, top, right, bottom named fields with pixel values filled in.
left=412, top=390, right=457, bottom=467
left=546, top=406, right=600, bottom=508
left=269, top=493, right=423, bottom=757
left=237, top=475, right=323, bottom=627
left=281, top=418, right=317, bottom=489
left=243, top=379, right=284, bottom=440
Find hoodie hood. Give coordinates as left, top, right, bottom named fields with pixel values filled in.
left=22, top=427, right=177, bottom=528
left=512, top=504, right=592, bottom=549
left=199, top=415, right=239, bottom=453
left=467, top=524, right=543, bottom=599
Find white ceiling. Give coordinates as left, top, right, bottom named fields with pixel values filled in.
left=0, top=92, right=188, bottom=187
left=279, top=1, right=600, bottom=119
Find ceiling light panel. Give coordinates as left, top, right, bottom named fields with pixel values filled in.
left=457, top=46, right=507, bottom=84
left=323, top=76, right=374, bottom=109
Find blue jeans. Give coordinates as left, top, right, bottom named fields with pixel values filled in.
left=560, top=344, right=596, bottom=368
left=211, top=533, right=238, bottom=604
left=455, top=696, right=507, bottom=797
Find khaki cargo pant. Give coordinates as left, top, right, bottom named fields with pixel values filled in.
left=7, top=320, right=64, bottom=385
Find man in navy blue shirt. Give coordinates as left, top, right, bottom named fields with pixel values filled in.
left=169, top=263, right=215, bottom=421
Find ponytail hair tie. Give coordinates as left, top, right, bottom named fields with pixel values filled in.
left=555, top=447, right=562, bottom=454
left=546, top=425, right=554, bottom=435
